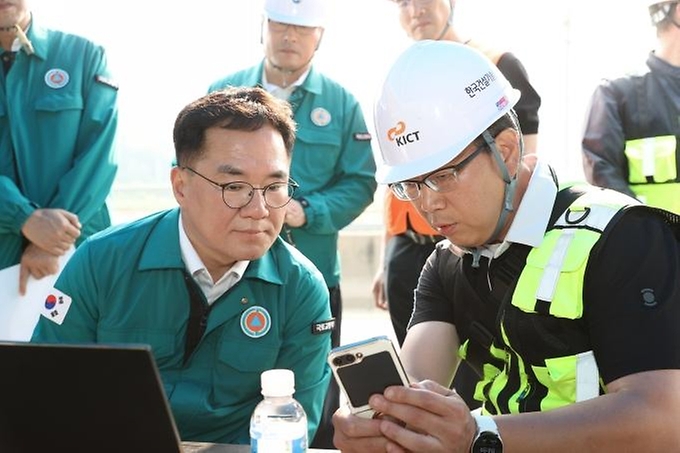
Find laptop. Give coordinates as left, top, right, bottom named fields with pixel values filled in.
left=0, top=342, right=182, bottom=453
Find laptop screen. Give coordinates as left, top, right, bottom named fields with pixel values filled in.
left=0, top=342, right=182, bottom=453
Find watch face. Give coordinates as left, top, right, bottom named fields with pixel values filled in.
left=473, top=431, right=503, bottom=453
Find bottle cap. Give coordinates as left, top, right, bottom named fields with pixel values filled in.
left=261, top=369, right=295, bottom=397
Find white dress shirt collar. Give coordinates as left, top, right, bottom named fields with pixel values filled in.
left=178, top=214, right=249, bottom=305
left=465, top=160, right=558, bottom=260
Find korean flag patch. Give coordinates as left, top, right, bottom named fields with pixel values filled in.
left=41, top=288, right=72, bottom=325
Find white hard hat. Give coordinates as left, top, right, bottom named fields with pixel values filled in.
left=264, top=0, right=329, bottom=28
left=646, top=0, right=677, bottom=6
left=373, top=40, right=520, bottom=184
left=646, top=0, right=678, bottom=25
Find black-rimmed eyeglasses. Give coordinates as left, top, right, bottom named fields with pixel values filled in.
left=182, top=167, right=299, bottom=209
left=389, top=143, right=488, bottom=201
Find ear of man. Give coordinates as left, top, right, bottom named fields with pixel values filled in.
left=493, top=128, right=522, bottom=169
left=170, top=166, right=187, bottom=203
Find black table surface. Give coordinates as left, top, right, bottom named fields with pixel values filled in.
left=181, top=441, right=339, bottom=452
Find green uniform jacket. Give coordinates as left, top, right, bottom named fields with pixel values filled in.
left=31, top=208, right=332, bottom=444
left=208, top=62, right=377, bottom=287
left=0, top=17, right=118, bottom=270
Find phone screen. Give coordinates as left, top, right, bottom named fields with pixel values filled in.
left=336, top=350, right=405, bottom=407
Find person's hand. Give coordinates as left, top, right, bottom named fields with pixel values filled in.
left=367, top=380, right=477, bottom=453
left=284, top=199, right=306, bottom=228
left=371, top=268, right=389, bottom=310
left=21, top=208, right=81, bottom=255
left=18, top=243, right=61, bottom=295
left=332, top=405, right=393, bottom=452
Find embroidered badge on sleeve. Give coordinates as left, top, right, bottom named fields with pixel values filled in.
left=95, top=74, right=119, bottom=90
left=311, top=318, right=335, bottom=335
left=353, top=132, right=372, bottom=141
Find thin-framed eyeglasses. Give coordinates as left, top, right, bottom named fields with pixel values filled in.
left=182, top=167, right=299, bottom=209
left=267, top=19, right=318, bottom=36
left=395, top=0, right=436, bottom=9
left=389, top=143, right=488, bottom=201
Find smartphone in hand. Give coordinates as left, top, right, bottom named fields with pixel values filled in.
left=327, top=335, right=410, bottom=418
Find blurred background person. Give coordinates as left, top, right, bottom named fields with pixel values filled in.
left=0, top=0, right=118, bottom=294
left=582, top=0, right=680, bottom=214
left=208, top=0, right=377, bottom=447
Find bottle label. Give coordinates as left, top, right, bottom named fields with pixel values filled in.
left=250, top=436, right=307, bottom=453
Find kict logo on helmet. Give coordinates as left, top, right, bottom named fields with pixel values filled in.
left=387, top=121, right=406, bottom=141
left=387, top=121, right=421, bottom=147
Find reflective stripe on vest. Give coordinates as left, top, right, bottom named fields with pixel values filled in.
left=624, top=135, right=680, bottom=214
left=479, top=189, right=638, bottom=414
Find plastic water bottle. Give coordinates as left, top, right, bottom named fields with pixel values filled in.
left=250, top=369, right=308, bottom=453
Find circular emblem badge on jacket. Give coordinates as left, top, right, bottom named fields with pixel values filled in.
left=44, top=68, right=70, bottom=89
left=311, top=107, right=331, bottom=127
left=240, top=306, right=272, bottom=338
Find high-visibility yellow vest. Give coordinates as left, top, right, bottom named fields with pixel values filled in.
left=461, top=189, right=639, bottom=414
left=624, top=135, right=680, bottom=214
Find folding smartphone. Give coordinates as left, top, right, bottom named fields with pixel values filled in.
left=327, top=335, right=410, bottom=418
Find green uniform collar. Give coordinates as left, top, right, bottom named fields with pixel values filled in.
left=23, top=17, right=47, bottom=60
left=249, top=60, right=324, bottom=96
left=138, top=208, right=283, bottom=285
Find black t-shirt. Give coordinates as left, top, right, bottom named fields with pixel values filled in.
left=411, top=207, right=680, bottom=385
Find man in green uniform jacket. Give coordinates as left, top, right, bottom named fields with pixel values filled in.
left=32, top=87, right=333, bottom=444
left=0, top=1, right=118, bottom=294
left=208, top=0, right=377, bottom=447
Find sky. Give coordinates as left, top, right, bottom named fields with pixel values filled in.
left=28, top=0, right=655, bottom=224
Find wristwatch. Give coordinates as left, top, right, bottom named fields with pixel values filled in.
left=470, top=414, right=503, bottom=453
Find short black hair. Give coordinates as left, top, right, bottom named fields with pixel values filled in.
left=173, top=86, right=296, bottom=167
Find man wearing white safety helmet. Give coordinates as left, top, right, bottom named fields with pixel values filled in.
left=373, top=0, right=541, bottom=412
left=333, top=40, right=680, bottom=452
left=582, top=1, right=680, bottom=214
left=208, top=0, right=377, bottom=448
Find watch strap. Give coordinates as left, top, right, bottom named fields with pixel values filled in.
left=470, top=414, right=503, bottom=453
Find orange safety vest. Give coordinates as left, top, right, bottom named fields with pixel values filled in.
left=385, top=191, right=439, bottom=236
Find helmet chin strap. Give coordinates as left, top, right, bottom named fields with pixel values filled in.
left=468, top=124, right=524, bottom=268
left=435, top=0, right=454, bottom=41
